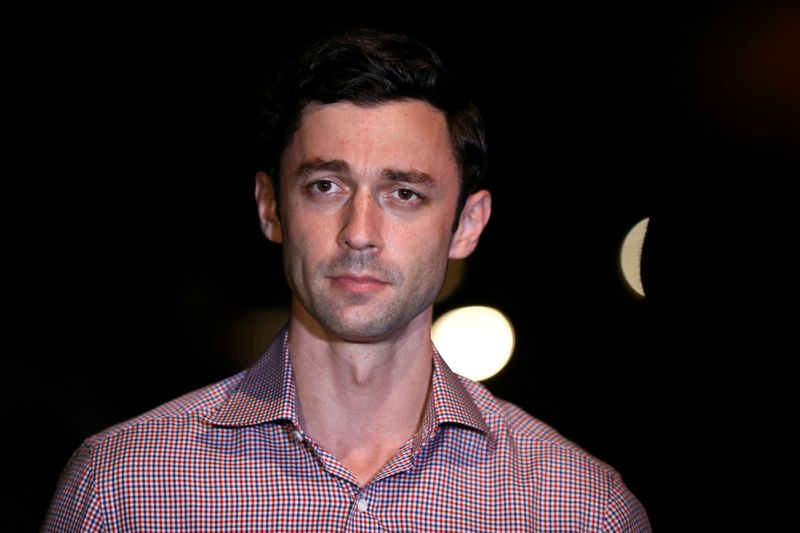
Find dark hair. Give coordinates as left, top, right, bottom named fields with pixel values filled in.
left=256, top=28, right=488, bottom=224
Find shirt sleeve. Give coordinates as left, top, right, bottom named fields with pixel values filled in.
left=602, top=473, right=652, bottom=532
left=41, top=441, right=105, bottom=532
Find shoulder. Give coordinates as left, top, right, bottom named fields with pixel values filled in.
left=456, top=374, right=601, bottom=462
left=67, top=371, right=248, bottom=478
left=42, top=372, right=247, bottom=532
left=85, top=372, right=246, bottom=448
left=456, top=375, right=651, bottom=531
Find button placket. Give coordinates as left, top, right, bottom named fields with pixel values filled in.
left=356, top=492, right=368, bottom=512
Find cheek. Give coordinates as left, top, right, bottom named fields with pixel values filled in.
left=394, top=210, right=451, bottom=245
left=283, top=208, right=319, bottom=247
left=398, top=228, right=451, bottom=271
left=283, top=216, right=334, bottom=275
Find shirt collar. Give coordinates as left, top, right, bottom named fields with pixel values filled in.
left=207, top=326, right=489, bottom=439
left=206, top=327, right=299, bottom=427
left=426, top=344, right=489, bottom=433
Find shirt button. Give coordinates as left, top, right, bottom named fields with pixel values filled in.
left=356, top=495, right=368, bottom=512
left=292, top=430, right=304, bottom=443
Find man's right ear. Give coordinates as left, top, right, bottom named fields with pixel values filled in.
left=255, top=171, right=283, bottom=243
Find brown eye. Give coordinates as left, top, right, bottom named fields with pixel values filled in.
left=393, top=188, right=421, bottom=203
left=308, top=180, right=342, bottom=196
left=314, top=181, right=333, bottom=192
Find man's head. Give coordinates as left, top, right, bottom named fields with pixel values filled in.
left=255, top=28, right=488, bottom=223
left=254, top=29, right=491, bottom=343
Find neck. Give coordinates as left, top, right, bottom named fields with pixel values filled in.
left=288, top=306, right=434, bottom=486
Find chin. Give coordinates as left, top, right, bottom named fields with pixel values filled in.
left=300, top=296, right=426, bottom=344
left=322, top=315, right=406, bottom=344
left=328, top=324, right=395, bottom=343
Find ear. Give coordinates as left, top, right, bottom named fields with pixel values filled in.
left=449, top=189, right=491, bottom=259
left=255, top=171, right=283, bottom=243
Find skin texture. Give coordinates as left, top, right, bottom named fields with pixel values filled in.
left=255, top=100, right=491, bottom=486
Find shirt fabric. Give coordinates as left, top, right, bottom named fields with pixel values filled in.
left=44, top=328, right=651, bottom=532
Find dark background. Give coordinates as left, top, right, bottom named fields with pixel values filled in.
left=2, top=2, right=797, bottom=530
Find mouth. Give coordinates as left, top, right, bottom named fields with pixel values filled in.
left=328, top=274, right=390, bottom=294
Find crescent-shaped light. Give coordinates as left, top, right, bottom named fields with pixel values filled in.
left=620, top=217, right=650, bottom=297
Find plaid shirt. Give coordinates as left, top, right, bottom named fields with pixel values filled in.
left=44, top=328, right=650, bottom=532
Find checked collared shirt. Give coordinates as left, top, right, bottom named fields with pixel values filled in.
left=44, top=328, right=651, bottom=532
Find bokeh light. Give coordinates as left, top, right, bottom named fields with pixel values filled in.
left=620, top=217, right=650, bottom=297
left=227, top=308, right=290, bottom=368
left=432, top=306, right=515, bottom=381
left=436, top=259, right=466, bottom=302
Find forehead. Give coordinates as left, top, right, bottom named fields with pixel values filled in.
left=282, top=100, right=459, bottom=181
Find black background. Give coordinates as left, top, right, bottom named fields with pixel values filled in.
left=2, top=2, right=797, bottom=530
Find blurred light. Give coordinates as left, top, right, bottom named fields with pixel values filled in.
left=432, top=306, right=515, bottom=381
left=694, top=3, right=800, bottom=144
left=620, top=217, right=649, bottom=297
left=436, top=259, right=466, bottom=303
left=228, top=308, right=290, bottom=368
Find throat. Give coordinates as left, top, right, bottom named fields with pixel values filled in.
left=287, top=315, right=435, bottom=484
left=332, top=436, right=412, bottom=487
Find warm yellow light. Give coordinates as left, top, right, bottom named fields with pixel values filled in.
left=436, top=259, right=466, bottom=303
left=228, top=308, right=290, bottom=368
left=620, top=217, right=650, bottom=297
left=432, top=306, right=515, bottom=381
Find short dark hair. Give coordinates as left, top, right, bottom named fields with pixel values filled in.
left=256, top=28, right=488, bottom=223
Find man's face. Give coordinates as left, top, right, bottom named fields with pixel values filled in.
left=270, top=100, right=466, bottom=342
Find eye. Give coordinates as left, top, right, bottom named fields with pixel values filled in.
left=391, top=188, right=422, bottom=204
left=308, top=179, right=343, bottom=195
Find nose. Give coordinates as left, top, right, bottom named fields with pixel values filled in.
left=338, top=189, right=382, bottom=252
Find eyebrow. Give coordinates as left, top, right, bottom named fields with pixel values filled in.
left=381, top=168, right=435, bottom=186
left=293, top=157, right=436, bottom=186
left=294, top=158, right=350, bottom=178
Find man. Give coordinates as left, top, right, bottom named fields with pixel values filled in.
left=45, top=29, right=650, bottom=531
